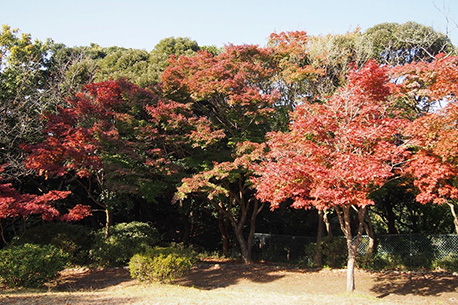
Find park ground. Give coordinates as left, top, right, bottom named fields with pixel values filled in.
left=1, top=260, right=458, bottom=305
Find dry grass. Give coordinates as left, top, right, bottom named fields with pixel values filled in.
left=1, top=263, right=458, bottom=305
left=0, top=284, right=388, bottom=305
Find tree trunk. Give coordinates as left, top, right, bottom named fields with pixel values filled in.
left=104, top=207, right=112, bottom=239
left=336, top=205, right=366, bottom=292
left=385, top=201, right=398, bottom=234
left=346, top=247, right=357, bottom=292
left=447, top=202, right=458, bottom=234
left=246, top=200, right=259, bottom=259
left=363, top=211, right=376, bottom=256
left=323, top=208, right=333, bottom=238
left=231, top=203, right=264, bottom=264
left=315, top=209, right=324, bottom=267
left=0, top=220, right=8, bottom=246
left=218, top=211, right=230, bottom=256
left=213, top=176, right=264, bottom=265
left=234, top=226, right=252, bottom=264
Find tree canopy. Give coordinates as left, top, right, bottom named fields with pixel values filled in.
left=1, top=22, right=458, bottom=293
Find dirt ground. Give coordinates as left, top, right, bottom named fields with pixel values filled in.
left=1, top=261, right=458, bottom=304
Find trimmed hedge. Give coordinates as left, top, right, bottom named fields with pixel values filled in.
left=129, top=246, right=196, bottom=283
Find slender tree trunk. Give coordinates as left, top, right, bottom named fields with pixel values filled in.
left=447, top=202, right=458, bottom=234
left=105, top=207, right=112, bottom=239
left=213, top=176, right=264, bottom=265
left=218, top=211, right=230, bottom=256
left=323, top=208, right=333, bottom=238
left=336, top=205, right=366, bottom=292
left=385, top=201, right=398, bottom=234
left=363, top=211, right=376, bottom=256
left=231, top=200, right=264, bottom=264
left=347, top=246, right=357, bottom=292
left=315, top=209, right=325, bottom=267
left=0, top=221, right=7, bottom=246
left=247, top=200, right=260, bottom=258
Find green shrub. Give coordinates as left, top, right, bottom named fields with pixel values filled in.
left=90, top=221, right=161, bottom=266
left=321, top=238, right=347, bottom=268
left=433, top=256, right=458, bottom=272
left=305, top=237, right=347, bottom=268
left=357, top=252, right=434, bottom=271
left=0, top=243, right=69, bottom=288
left=357, top=252, right=391, bottom=270
left=129, top=246, right=195, bottom=283
left=18, top=222, right=93, bottom=266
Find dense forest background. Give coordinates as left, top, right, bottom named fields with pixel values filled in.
left=1, top=21, right=457, bottom=265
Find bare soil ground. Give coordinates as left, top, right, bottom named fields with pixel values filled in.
left=1, top=260, right=458, bottom=304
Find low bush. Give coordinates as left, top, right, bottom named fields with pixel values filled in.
left=129, top=245, right=196, bottom=283
left=305, top=237, right=347, bottom=268
left=18, top=222, right=93, bottom=266
left=357, top=252, right=390, bottom=270
left=90, top=221, right=161, bottom=266
left=358, top=252, right=435, bottom=271
left=433, top=256, right=458, bottom=272
left=0, top=243, right=69, bottom=288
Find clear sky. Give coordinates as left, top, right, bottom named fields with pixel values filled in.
left=2, top=0, right=457, bottom=50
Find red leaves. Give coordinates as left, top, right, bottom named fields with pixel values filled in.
left=175, top=141, right=265, bottom=203
left=22, top=77, right=225, bottom=211
left=405, top=151, right=458, bottom=205
left=393, top=54, right=458, bottom=102
left=397, top=56, right=458, bottom=206
left=183, top=46, right=277, bottom=111
left=162, top=40, right=321, bottom=142
left=143, top=98, right=224, bottom=157
left=347, top=60, right=392, bottom=102
left=22, top=81, right=130, bottom=178
left=254, top=61, right=408, bottom=211
left=0, top=165, right=89, bottom=222
left=59, top=204, right=92, bottom=222
left=269, top=31, right=323, bottom=85
left=23, top=79, right=158, bottom=178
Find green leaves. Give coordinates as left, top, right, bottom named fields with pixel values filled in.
left=0, top=243, right=69, bottom=288
left=364, top=22, right=453, bottom=65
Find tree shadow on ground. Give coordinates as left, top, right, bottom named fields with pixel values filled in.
left=175, top=261, right=317, bottom=290
left=370, top=271, right=458, bottom=298
left=53, top=268, right=134, bottom=291
left=0, top=294, right=138, bottom=305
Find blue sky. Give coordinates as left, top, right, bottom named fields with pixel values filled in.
left=2, top=0, right=457, bottom=50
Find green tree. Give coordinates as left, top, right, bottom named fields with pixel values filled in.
left=94, top=47, right=156, bottom=87
left=86, top=37, right=201, bottom=88
left=364, top=21, right=454, bottom=65
left=0, top=25, right=59, bottom=178
left=306, top=29, right=373, bottom=96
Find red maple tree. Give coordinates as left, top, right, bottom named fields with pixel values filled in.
left=397, top=55, right=458, bottom=233
left=23, top=80, right=142, bottom=237
left=254, top=61, right=409, bottom=291
left=163, top=32, right=321, bottom=263
left=174, top=141, right=266, bottom=263
left=23, top=79, right=222, bottom=238
left=0, top=165, right=90, bottom=244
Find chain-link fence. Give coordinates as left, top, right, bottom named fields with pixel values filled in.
left=252, top=233, right=458, bottom=264
left=252, top=233, right=315, bottom=262
left=359, top=234, right=458, bottom=267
